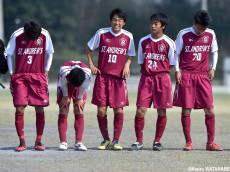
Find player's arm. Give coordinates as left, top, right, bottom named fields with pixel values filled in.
left=44, top=53, right=53, bottom=74
left=58, top=69, right=70, bottom=109
left=7, top=54, right=14, bottom=75
left=75, top=74, right=91, bottom=112
left=59, top=83, right=70, bottom=109
left=209, top=32, right=218, bottom=81
left=168, top=41, right=176, bottom=71
left=122, top=36, right=136, bottom=78
left=209, top=51, right=218, bottom=80
left=6, top=34, right=16, bottom=75
left=86, top=45, right=100, bottom=75
left=174, top=33, right=183, bottom=84
left=122, top=56, right=133, bottom=78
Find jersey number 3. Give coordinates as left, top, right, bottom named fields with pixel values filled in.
left=27, top=55, right=33, bottom=64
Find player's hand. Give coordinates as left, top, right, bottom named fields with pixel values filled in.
left=90, top=64, right=101, bottom=75
left=59, top=96, right=70, bottom=109
left=208, top=69, right=215, bottom=80
left=122, top=64, right=130, bottom=79
left=175, top=71, right=182, bottom=84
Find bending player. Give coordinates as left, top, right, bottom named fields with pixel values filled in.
left=57, top=61, right=91, bottom=151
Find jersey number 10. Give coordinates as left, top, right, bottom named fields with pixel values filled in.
left=108, top=54, right=117, bottom=63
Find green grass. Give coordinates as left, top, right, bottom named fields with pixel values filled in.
left=0, top=87, right=230, bottom=126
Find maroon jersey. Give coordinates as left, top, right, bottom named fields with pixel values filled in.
left=87, top=27, right=136, bottom=77
left=176, top=27, right=218, bottom=72
left=138, top=34, right=175, bottom=75
left=6, top=28, right=54, bottom=74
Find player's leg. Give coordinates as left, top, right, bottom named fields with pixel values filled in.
left=10, top=74, right=28, bottom=151
left=109, top=108, right=124, bottom=150
left=108, top=76, right=129, bottom=150
left=182, top=108, right=193, bottom=151
left=204, top=108, right=223, bottom=151
left=152, top=73, right=172, bottom=151
left=15, top=105, right=27, bottom=152
left=91, top=75, right=110, bottom=149
left=57, top=87, right=70, bottom=151
left=28, top=73, right=49, bottom=151
left=73, top=92, right=87, bottom=151
left=97, top=106, right=111, bottom=150
left=130, top=106, right=147, bottom=151
left=34, top=106, right=45, bottom=151
left=196, top=74, right=222, bottom=151
left=153, top=109, right=167, bottom=151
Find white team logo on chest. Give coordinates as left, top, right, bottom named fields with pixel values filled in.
left=158, top=44, right=166, bottom=52
left=119, top=38, right=127, bottom=46
left=202, top=36, right=209, bottom=43
left=35, top=37, right=43, bottom=45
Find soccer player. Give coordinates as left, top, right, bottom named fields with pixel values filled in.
left=57, top=61, right=91, bottom=151
left=130, top=13, right=175, bottom=151
left=173, top=10, right=223, bottom=151
left=86, top=8, right=136, bottom=150
left=6, top=20, right=54, bottom=152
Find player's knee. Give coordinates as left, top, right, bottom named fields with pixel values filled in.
left=136, top=107, right=146, bottom=117
left=16, top=106, right=26, bottom=113
left=204, top=108, right=214, bottom=115
left=35, top=106, right=44, bottom=113
left=97, top=107, right=107, bottom=116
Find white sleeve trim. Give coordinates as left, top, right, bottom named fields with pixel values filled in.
left=45, top=53, right=53, bottom=71
left=211, top=51, right=218, bottom=70
left=61, top=83, right=68, bottom=96
left=77, top=74, right=91, bottom=99
left=7, top=54, right=14, bottom=74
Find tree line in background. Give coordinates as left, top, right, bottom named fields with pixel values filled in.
left=2, top=0, right=229, bottom=83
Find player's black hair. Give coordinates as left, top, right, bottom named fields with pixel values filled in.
left=68, top=67, right=85, bottom=87
left=24, top=20, right=42, bottom=40
left=194, top=10, right=212, bottom=27
left=110, top=8, right=127, bottom=23
left=150, top=13, right=169, bottom=30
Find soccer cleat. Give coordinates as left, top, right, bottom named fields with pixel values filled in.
left=110, top=141, right=122, bottom=151
left=183, top=142, right=193, bottom=151
left=34, top=142, right=45, bottom=151
left=59, top=142, right=68, bottom=151
left=206, top=143, right=223, bottom=151
left=15, top=144, right=27, bottom=152
left=74, top=142, right=87, bottom=151
left=153, top=142, right=163, bottom=151
left=98, top=140, right=111, bottom=150
left=130, top=142, right=143, bottom=151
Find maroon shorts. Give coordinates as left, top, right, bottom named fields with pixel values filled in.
left=136, top=73, right=173, bottom=109
left=173, top=72, right=214, bottom=109
left=10, top=73, right=49, bottom=107
left=91, top=74, right=128, bottom=108
left=57, top=85, right=87, bottom=108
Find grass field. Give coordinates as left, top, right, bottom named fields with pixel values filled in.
left=0, top=82, right=230, bottom=172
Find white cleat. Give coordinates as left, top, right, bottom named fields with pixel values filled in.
left=74, top=142, right=87, bottom=151
left=59, top=142, right=68, bottom=151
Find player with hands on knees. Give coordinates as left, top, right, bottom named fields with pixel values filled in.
left=57, top=61, right=91, bottom=151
